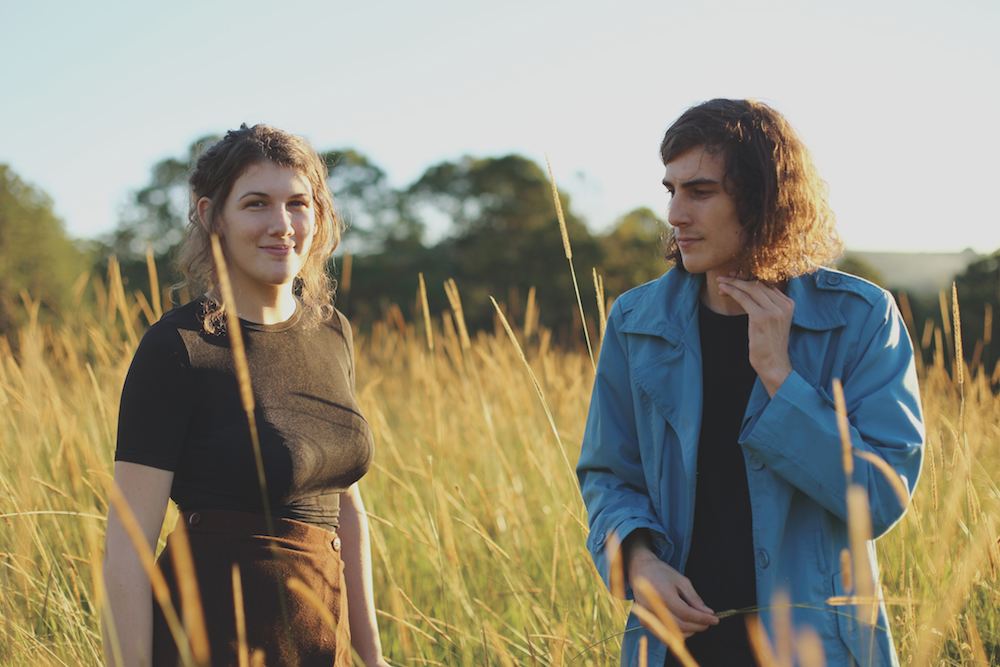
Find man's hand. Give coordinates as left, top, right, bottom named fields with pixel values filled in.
left=626, top=541, right=718, bottom=637
left=716, top=277, right=794, bottom=396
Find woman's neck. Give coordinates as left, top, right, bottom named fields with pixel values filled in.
left=211, top=284, right=298, bottom=325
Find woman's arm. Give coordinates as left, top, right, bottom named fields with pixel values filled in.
left=339, top=483, right=388, bottom=667
left=102, top=461, right=174, bottom=667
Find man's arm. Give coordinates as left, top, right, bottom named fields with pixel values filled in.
left=718, top=277, right=924, bottom=536
left=577, top=302, right=716, bottom=634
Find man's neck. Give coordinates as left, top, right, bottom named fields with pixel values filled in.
left=700, top=270, right=745, bottom=315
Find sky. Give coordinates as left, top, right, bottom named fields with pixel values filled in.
left=2, top=0, right=998, bottom=254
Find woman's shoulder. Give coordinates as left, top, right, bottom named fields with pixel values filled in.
left=134, top=299, right=206, bottom=361
left=320, top=307, right=353, bottom=340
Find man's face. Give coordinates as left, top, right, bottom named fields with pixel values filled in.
left=663, top=146, right=744, bottom=279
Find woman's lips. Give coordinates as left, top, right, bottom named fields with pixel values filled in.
left=261, top=245, right=292, bottom=256
left=676, top=238, right=701, bottom=250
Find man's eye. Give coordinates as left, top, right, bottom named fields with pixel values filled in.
left=693, top=190, right=712, bottom=198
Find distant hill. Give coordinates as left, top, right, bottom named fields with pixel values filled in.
left=846, top=249, right=981, bottom=296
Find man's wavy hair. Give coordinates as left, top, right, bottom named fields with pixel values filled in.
left=176, top=124, right=341, bottom=332
left=660, top=99, right=842, bottom=283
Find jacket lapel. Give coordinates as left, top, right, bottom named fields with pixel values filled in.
left=619, top=271, right=703, bottom=479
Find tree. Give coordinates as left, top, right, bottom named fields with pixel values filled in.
left=322, top=148, right=423, bottom=254
left=836, top=253, right=886, bottom=287
left=99, top=134, right=219, bottom=294
left=0, top=164, right=88, bottom=333
left=599, top=207, right=670, bottom=299
left=112, top=134, right=220, bottom=261
left=404, top=154, right=603, bottom=331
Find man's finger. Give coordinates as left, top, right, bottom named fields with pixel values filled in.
left=741, top=280, right=795, bottom=314
left=732, top=280, right=788, bottom=312
left=716, top=281, right=764, bottom=315
left=753, top=283, right=788, bottom=309
left=677, top=578, right=714, bottom=615
left=676, top=620, right=712, bottom=635
left=666, top=594, right=719, bottom=627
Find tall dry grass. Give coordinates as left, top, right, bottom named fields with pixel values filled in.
left=0, top=263, right=998, bottom=665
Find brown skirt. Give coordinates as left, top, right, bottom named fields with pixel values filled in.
left=152, top=509, right=352, bottom=667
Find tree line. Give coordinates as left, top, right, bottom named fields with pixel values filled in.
left=1, top=140, right=997, bottom=374
left=94, top=136, right=670, bottom=336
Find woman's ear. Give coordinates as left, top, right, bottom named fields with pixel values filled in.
left=196, top=197, right=214, bottom=232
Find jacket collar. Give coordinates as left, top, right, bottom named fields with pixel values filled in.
left=618, top=268, right=845, bottom=341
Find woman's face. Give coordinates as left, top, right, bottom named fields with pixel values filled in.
left=214, top=161, right=316, bottom=294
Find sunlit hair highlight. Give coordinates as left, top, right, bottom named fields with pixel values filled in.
left=176, top=124, right=340, bottom=332
left=660, top=99, right=842, bottom=282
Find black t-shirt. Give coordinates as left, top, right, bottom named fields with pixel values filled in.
left=666, top=302, right=757, bottom=666
left=114, top=298, right=373, bottom=531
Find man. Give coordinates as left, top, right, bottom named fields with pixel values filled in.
left=577, top=99, right=924, bottom=666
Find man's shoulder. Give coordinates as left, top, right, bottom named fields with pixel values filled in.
left=807, top=267, right=888, bottom=308
left=614, top=269, right=689, bottom=315
left=615, top=275, right=662, bottom=315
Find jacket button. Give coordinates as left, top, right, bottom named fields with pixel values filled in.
left=332, top=536, right=342, bottom=552
left=749, top=455, right=764, bottom=471
left=828, top=274, right=842, bottom=285
left=757, top=549, right=770, bottom=569
left=188, top=512, right=201, bottom=527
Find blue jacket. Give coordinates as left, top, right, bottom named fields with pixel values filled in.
left=577, top=267, right=924, bottom=666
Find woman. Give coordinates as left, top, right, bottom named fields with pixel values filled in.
left=577, top=100, right=924, bottom=666
left=102, top=124, right=388, bottom=666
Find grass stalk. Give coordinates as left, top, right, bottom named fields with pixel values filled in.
left=145, top=244, right=162, bottom=321
left=545, top=157, right=594, bottom=371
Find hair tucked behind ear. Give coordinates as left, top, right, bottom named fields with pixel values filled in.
left=176, top=124, right=341, bottom=332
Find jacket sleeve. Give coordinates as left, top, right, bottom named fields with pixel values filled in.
left=739, top=291, right=925, bottom=537
left=577, top=301, right=673, bottom=599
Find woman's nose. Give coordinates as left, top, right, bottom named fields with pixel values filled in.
left=268, top=207, right=295, bottom=236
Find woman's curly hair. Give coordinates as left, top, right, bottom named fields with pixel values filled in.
left=176, top=124, right=341, bottom=332
left=660, top=99, right=842, bottom=283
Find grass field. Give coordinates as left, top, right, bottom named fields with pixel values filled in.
left=1, top=264, right=998, bottom=665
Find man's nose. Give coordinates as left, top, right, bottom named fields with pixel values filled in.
left=667, top=198, right=689, bottom=227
